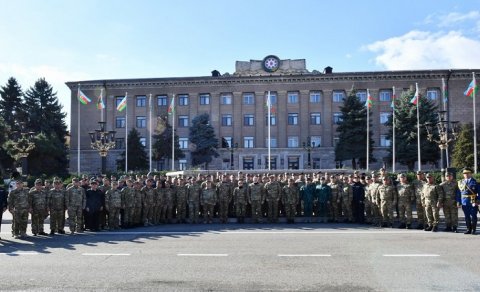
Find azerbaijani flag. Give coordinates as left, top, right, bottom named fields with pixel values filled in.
left=390, top=86, right=396, bottom=108
left=410, top=83, right=419, bottom=105
left=265, top=93, right=276, bottom=114
left=167, top=96, right=175, bottom=115
left=77, top=89, right=92, bottom=105
left=442, top=78, right=448, bottom=104
left=116, top=95, right=127, bottom=112
left=365, top=89, right=373, bottom=108
left=464, top=74, right=477, bottom=97
left=96, top=90, right=105, bottom=110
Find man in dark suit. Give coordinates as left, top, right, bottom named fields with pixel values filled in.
left=85, top=179, right=105, bottom=232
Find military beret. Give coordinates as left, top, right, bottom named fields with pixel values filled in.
left=462, top=168, right=473, bottom=174
left=35, top=179, right=42, bottom=184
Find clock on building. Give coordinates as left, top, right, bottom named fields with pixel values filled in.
left=262, top=55, right=280, bottom=72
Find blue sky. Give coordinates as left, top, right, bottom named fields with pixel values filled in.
left=1, top=0, right=480, bottom=129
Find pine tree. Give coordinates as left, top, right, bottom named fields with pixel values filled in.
left=189, top=113, right=219, bottom=169
left=152, top=116, right=184, bottom=163
left=117, top=128, right=148, bottom=171
left=335, top=90, right=374, bottom=169
left=451, top=123, right=477, bottom=169
left=385, top=88, right=439, bottom=170
left=0, top=77, right=24, bottom=132
left=0, top=116, right=13, bottom=176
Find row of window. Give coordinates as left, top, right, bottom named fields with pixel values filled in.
left=120, top=89, right=441, bottom=109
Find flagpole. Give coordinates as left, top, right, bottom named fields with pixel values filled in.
left=366, top=89, right=370, bottom=172
left=442, top=78, right=449, bottom=167
left=149, top=93, right=153, bottom=172
left=392, top=86, right=396, bottom=173
left=77, top=84, right=81, bottom=176
left=267, top=91, right=272, bottom=170
left=100, top=88, right=104, bottom=122
left=416, top=83, right=421, bottom=171
left=125, top=92, right=128, bottom=173
left=171, top=94, right=175, bottom=171
left=473, top=72, right=477, bottom=174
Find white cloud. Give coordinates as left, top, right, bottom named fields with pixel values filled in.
left=365, top=30, right=480, bottom=70
left=437, top=11, right=480, bottom=27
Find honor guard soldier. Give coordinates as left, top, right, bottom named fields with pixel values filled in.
left=422, top=173, right=443, bottom=232
left=282, top=178, right=299, bottom=224
left=396, top=173, right=414, bottom=229
left=8, top=180, right=29, bottom=238
left=49, top=178, right=67, bottom=235
left=439, top=172, right=459, bottom=232
left=248, top=176, right=265, bottom=223
left=457, top=168, right=479, bottom=234
left=233, top=179, right=249, bottom=223
left=28, top=179, right=48, bottom=236
left=264, top=175, right=282, bottom=223
left=66, top=178, right=86, bottom=234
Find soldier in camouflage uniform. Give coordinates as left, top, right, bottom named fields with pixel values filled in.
left=105, top=180, right=122, bottom=229
left=174, top=178, right=188, bottom=223
left=264, top=175, right=282, bottom=223
left=282, top=178, right=299, bottom=224
left=412, top=171, right=427, bottom=229
left=328, top=175, right=342, bottom=222
left=396, top=173, right=414, bottom=229
left=363, top=176, right=374, bottom=224
left=162, top=181, right=176, bottom=223
left=375, top=176, right=398, bottom=227
left=201, top=180, right=217, bottom=224
left=341, top=176, right=354, bottom=222
left=423, top=173, right=443, bottom=232
left=248, top=176, right=265, bottom=223
left=217, top=175, right=233, bottom=224
left=121, top=179, right=135, bottom=228
left=48, top=178, right=67, bottom=235
left=187, top=177, right=201, bottom=224
left=141, top=178, right=156, bottom=226
left=439, top=172, right=459, bottom=232
left=8, top=180, right=30, bottom=238
left=133, top=181, right=144, bottom=226
left=29, top=179, right=48, bottom=236
left=66, top=178, right=86, bottom=234
left=233, top=179, right=249, bottom=223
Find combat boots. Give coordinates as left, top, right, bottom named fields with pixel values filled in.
left=452, top=226, right=458, bottom=233
left=424, top=225, right=433, bottom=231
left=472, top=222, right=477, bottom=235
left=464, top=222, right=472, bottom=234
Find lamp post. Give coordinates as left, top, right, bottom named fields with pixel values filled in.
left=11, top=124, right=36, bottom=175
left=424, top=111, right=459, bottom=170
left=229, top=141, right=238, bottom=170
left=89, top=121, right=116, bottom=174
left=303, top=136, right=315, bottom=169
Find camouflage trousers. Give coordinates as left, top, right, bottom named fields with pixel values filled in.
left=416, top=200, right=426, bottom=225
left=31, top=209, right=46, bottom=234
left=12, top=209, right=28, bottom=236
left=133, top=207, right=142, bottom=224
left=251, top=200, right=263, bottom=223
left=424, top=200, right=440, bottom=227
left=50, top=209, right=65, bottom=232
left=266, top=200, right=279, bottom=223
left=162, top=204, right=174, bottom=223
left=203, top=203, right=215, bottom=223
left=284, top=203, right=296, bottom=221
left=188, top=202, right=200, bottom=223
left=442, top=198, right=458, bottom=228
left=397, top=198, right=413, bottom=224
left=152, top=205, right=161, bottom=224
left=364, top=200, right=373, bottom=223
left=329, top=201, right=341, bottom=222
left=67, top=206, right=84, bottom=232
left=123, top=207, right=134, bottom=226
left=380, top=200, right=395, bottom=225
left=218, top=200, right=229, bottom=223
left=108, top=207, right=121, bottom=229
left=176, top=200, right=187, bottom=222
left=235, top=203, right=247, bottom=219
left=341, top=198, right=353, bottom=221
left=142, top=205, right=154, bottom=224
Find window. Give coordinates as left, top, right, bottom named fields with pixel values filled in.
left=265, top=138, right=277, bottom=148
left=179, top=138, right=188, bottom=149
left=356, top=91, right=367, bottom=102
left=427, top=89, right=438, bottom=100
left=115, top=138, right=124, bottom=149
left=199, top=94, right=210, bottom=105
left=221, top=93, right=232, bottom=105
left=288, top=92, right=299, bottom=104
left=333, top=113, right=343, bottom=124
left=310, top=136, right=321, bottom=147
left=244, top=114, right=254, bottom=126
left=223, top=136, right=232, bottom=148
left=310, top=91, right=322, bottom=103
left=267, top=92, right=277, bottom=104
left=244, top=137, right=254, bottom=148
left=136, top=96, right=146, bottom=107
left=157, top=95, right=168, bottom=106
left=380, top=112, right=391, bottom=124
left=115, top=97, right=125, bottom=108
left=178, top=116, right=189, bottom=127
left=288, top=136, right=299, bottom=148
left=379, top=90, right=392, bottom=102
left=139, top=137, right=146, bottom=147
left=381, top=135, right=391, bottom=147
left=179, top=159, right=187, bottom=171
left=136, top=116, right=146, bottom=128
left=115, top=117, right=125, bottom=128
left=288, top=113, right=298, bottom=125
left=310, top=113, right=321, bottom=125
left=333, top=91, right=345, bottom=102
left=222, top=114, right=232, bottom=126
left=265, top=115, right=276, bottom=126
left=178, top=94, right=189, bottom=106
left=333, top=137, right=340, bottom=147
left=243, top=93, right=255, bottom=105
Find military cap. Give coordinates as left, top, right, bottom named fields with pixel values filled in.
left=462, top=167, right=473, bottom=174
left=398, top=173, right=407, bottom=178
left=379, top=167, right=385, bottom=171
left=53, top=177, right=62, bottom=183
left=89, top=178, right=98, bottom=184
left=416, top=170, right=424, bottom=175
left=72, top=178, right=79, bottom=182
left=35, top=178, right=42, bottom=184
left=16, top=180, right=24, bottom=184
left=445, top=172, right=453, bottom=176
left=44, top=179, right=51, bottom=184
left=426, top=173, right=433, bottom=178
left=366, top=176, right=372, bottom=180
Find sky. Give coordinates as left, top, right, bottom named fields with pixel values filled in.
left=1, top=0, right=480, bottom=130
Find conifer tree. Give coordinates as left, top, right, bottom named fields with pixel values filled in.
left=189, top=113, right=219, bottom=169
left=118, top=128, right=148, bottom=171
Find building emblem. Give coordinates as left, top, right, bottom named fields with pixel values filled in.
left=262, top=55, right=280, bottom=72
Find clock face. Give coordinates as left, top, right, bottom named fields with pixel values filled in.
left=263, top=55, right=280, bottom=72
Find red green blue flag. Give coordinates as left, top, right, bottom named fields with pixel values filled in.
left=77, top=89, right=91, bottom=105
left=464, top=74, right=477, bottom=97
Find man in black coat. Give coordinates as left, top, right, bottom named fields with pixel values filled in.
left=85, top=179, right=105, bottom=231
left=0, top=185, right=8, bottom=240
left=351, top=176, right=366, bottom=224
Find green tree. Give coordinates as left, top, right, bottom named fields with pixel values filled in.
left=0, top=116, right=13, bottom=176
left=335, top=90, right=374, bottom=169
left=152, top=116, right=185, bottom=164
left=0, top=77, right=24, bottom=132
left=451, top=123, right=478, bottom=169
left=189, top=113, right=219, bottom=169
left=385, top=88, right=439, bottom=171
left=118, top=128, right=148, bottom=171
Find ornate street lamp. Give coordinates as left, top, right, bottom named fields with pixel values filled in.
left=303, top=136, right=315, bottom=169
left=89, top=121, right=116, bottom=173
left=229, top=141, right=239, bottom=170
left=11, top=124, right=36, bottom=175
left=424, top=111, right=459, bottom=170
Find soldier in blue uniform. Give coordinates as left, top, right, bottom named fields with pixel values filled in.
left=456, top=168, right=479, bottom=235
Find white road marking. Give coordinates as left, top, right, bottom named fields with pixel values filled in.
left=82, top=253, right=131, bottom=256
left=383, top=254, right=440, bottom=257
left=278, top=254, right=331, bottom=257
left=177, top=253, right=228, bottom=257
left=80, top=230, right=426, bottom=235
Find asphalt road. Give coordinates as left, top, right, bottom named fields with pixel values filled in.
left=0, top=215, right=479, bottom=291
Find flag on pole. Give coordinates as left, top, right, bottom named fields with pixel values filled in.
left=96, top=90, right=105, bottom=110
left=167, top=96, right=175, bottom=115
left=442, top=78, right=448, bottom=104
left=265, top=95, right=276, bottom=114
left=116, top=95, right=127, bottom=112
left=410, top=84, right=420, bottom=105
left=464, top=74, right=477, bottom=97
left=77, top=90, right=92, bottom=105
left=365, top=89, right=373, bottom=108
left=390, top=87, right=396, bottom=108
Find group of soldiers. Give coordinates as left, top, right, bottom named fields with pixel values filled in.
left=1, top=166, right=478, bottom=239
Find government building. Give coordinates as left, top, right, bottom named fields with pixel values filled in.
left=66, top=56, right=479, bottom=173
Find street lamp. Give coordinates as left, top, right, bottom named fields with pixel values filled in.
left=229, top=141, right=238, bottom=170
left=303, top=136, right=315, bottom=169
left=89, top=121, right=116, bottom=173
left=11, top=124, right=35, bottom=175
left=424, top=111, right=459, bottom=170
